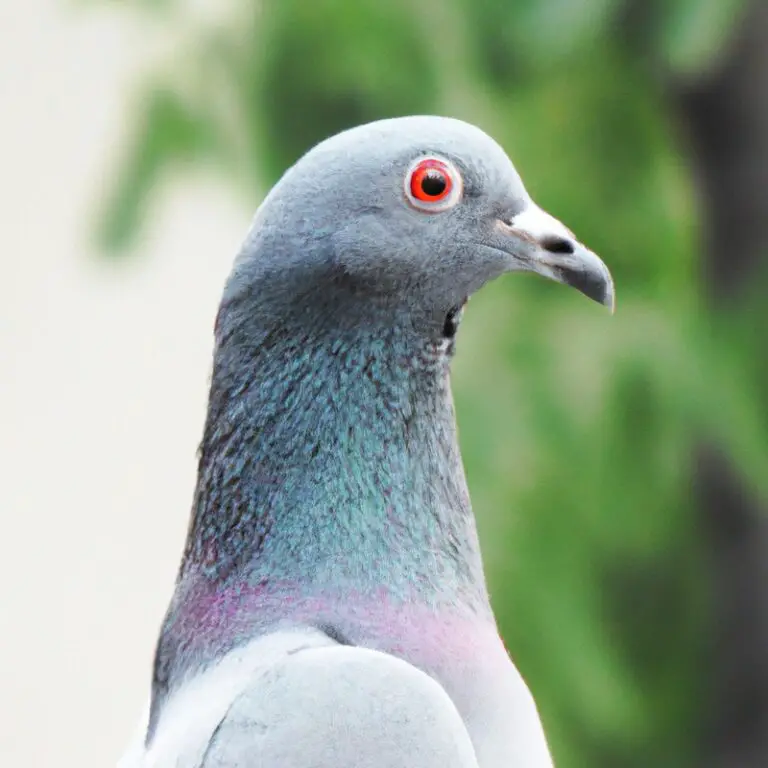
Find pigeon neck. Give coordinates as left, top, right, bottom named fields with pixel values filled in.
left=181, top=311, right=490, bottom=612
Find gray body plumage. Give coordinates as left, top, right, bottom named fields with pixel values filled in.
left=119, top=116, right=613, bottom=768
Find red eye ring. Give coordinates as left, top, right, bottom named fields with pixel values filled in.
left=405, top=156, right=462, bottom=212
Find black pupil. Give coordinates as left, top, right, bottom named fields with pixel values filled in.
left=421, top=170, right=447, bottom=197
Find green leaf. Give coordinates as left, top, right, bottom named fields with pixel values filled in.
left=95, top=85, right=220, bottom=253
left=658, top=0, right=748, bottom=76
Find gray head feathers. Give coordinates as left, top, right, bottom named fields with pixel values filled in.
left=223, top=116, right=613, bottom=345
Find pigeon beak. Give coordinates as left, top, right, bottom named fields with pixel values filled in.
left=498, top=203, right=615, bottom=312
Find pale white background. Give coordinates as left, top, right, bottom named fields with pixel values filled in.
left=1, top=3, right=251, bottom=765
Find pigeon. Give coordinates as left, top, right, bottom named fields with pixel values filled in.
left=119, top=116, right=614, bottom=768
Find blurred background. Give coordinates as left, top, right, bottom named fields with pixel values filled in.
left=2, top=0, right=767, bottom=766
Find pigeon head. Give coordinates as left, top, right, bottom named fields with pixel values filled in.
left=224, top=115, right=614, bottom=343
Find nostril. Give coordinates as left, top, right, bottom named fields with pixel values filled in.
left=540, top=235, right=575, bottom=255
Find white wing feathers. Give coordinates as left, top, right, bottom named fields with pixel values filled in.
left=119, top=628, right=479, bottom=768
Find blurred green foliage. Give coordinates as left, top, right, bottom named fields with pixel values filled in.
left=95, top=0, right=768, bottom=765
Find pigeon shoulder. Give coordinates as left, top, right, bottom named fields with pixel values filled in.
left=119, top=626, right=479, bottom=768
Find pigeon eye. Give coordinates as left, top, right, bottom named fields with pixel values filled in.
left=405, top=157, right=462, bottom=212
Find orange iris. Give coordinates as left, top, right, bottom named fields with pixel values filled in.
left=409, top=159, right=452, bottom=203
